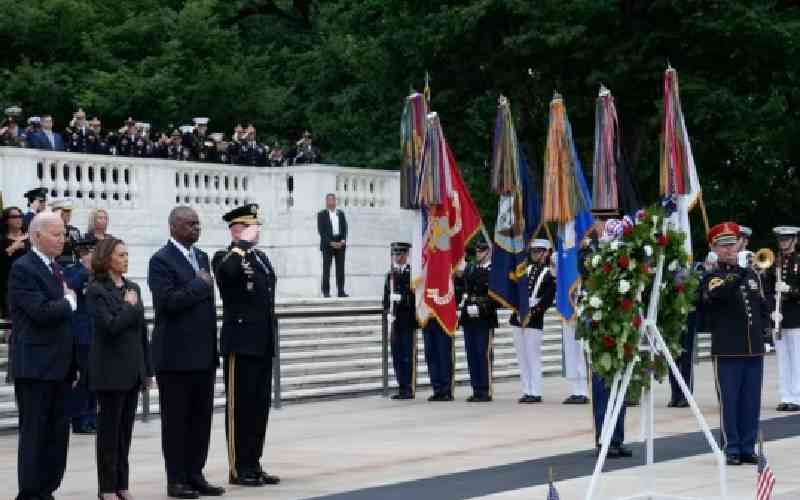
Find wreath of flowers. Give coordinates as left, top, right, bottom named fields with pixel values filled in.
left=576, top=202, right=700, bottom=397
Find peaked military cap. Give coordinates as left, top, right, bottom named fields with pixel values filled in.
left=50, top=199, right=74, bottom=211
left=222, top=203, right=261, bottom=227
left=739, top=225, right=752, bottom=238
left=773, top=226, right=800, bottom=239
left=475, top=238, right=491, bottom=251
left=193, top=117, right=209, bottom=126
left=529, top=238, right=551, bottom=250
left=707, top=222, right=740, bottom=246
left=24, top=187, right=48, bottom=202
left=391, top=242, right=411, bottom=254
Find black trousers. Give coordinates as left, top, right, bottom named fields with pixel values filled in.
left=423, top=321, right=454, bottom=397
left=96, top=387, right=139, bottom=493
left=156, top=370, right=215, bottom=484
left=15, top=379, right=70, bottom=500
left=463, top=320, right=494, bottom=398
left=223, top=353, right=272, bottom=477
left=68, top=344, right=97, bottom=427
left=592, top=371, right=626, bottom=446
left=321, top=245, right=346, bottom=295
left=669, top=311, right=696, bottom=402
left=390, top=321, right=417, bottom=396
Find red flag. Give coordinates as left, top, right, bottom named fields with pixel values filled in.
left=415, top=115, right=482, bottom=335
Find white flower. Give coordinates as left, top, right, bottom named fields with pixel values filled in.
left=619, top=280, right=631, bottom=294
left=610, top=240, right=621, bottom=251
left=668, top=260, right=679, bottom=271
left=591, top=255, right=601, bottom=267
left=644, top=245, right=653, bottom=257
left=589, top=296, right=603, bottom=308
left=592, top=311, right=603, bottom=321
left=576, top=304, right=585, bottom=317
left=681, top=307, right=687, bottom=315
left=629, top=258, right=636, bottom=270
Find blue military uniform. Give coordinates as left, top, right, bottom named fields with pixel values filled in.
left=63, top=256, right=97, bottom=434
left=22, top=188, right=47, bottom=231
left=668, top=262, right=705, bottom=407
left=458, top=245, right=498, bottom=402
left=383, top=242, right=417, bottom=399
left=702, top=222, right=767, bottom=465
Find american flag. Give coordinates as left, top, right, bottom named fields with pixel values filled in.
left=757, top=448, right=776, bottom=500
left=547, top=481, right=560, bottom=500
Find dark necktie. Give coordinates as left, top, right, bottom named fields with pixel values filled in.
left=50, top=261, right=64, bottom=287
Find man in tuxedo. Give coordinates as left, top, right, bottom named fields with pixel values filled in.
left=317, top=193, right=348, bottom=298
left=28, top=115, right=65, bottom=151
left=9, top=212, right=77, bottom=500
left=147, top=206, right=224, bottom=499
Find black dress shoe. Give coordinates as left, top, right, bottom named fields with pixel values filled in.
left=787, top=403, right=800, bottom=411
left=776, top=402, right=789, bottom=411
left=625, top=399, right=640, bottom=407
left=337, top=292, right=349, bottom=298
left=611, top=445, right=633, bottom=457
left=188, top=476, right=224, bottom=496
left=466, top=394, right=492, bottom=402
left=674, top=399, right=689, bottom=408
left=428, top=393, right=453, bottom=402
left=563, top=395, right=589, bottom=405
left=518, top=395, right=531, bottom=404
left=167, top=483, right=200, bottom=499
left=740, top=454, right=760, bottom=464
left=528, top=395, right=542, bottom=403
left=667, top=400, right=678, bottom=408
left=257, top=470, right=280, bottom=485
left=229, top=472, right=263, bottom=487
left=322, top=292, right=331, bottom=298
left=73, top=423, right=95, bottom=435
left=726, top=454, right=742, bottom=466
left=391, top=393, right=414, bottom=400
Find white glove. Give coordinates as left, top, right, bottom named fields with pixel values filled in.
left=390, top=293, right=402, bottom=303
left=467, top=305, right=479, bottom=317
left=737, top=251, right=751, bottom=269
left=529, top=296, right=540, bottom=308
left=771, top=311, right=784, bottom=324
left=387, top=314, right=395, bottom=324
left=776, top=281, right=791, bottom=294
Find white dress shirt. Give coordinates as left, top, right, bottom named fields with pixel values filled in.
left=328, top=209, right=340, bottom=236
left=32, top=246, right=76, bottom=311
left=169, top=237, right=199, bottom=271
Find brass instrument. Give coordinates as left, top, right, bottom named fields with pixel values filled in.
left=753, top=248, right=775, bottom=270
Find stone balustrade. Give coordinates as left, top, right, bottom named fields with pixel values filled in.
left=0, top=147, right=413, bottom=300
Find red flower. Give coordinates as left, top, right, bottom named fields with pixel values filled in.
left=657, top=234, right=669, bottom=247
left=632, top=314, right=642, bottom=328
left=603, top=262, right=613, bottom=274
left=623, top=225, right=633, bottom=237
left=601, top=335, right=616, bottom=349
left=619, top=297, right=634, bottom=311
left=623, top=343, right=635, bottom=359
left=618, top=255, right=630, bottom=269
left=675, top=282, right=685, bottom=294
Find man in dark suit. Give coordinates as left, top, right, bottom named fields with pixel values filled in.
left=28, top=115, right=65, bottom=151
left=9, top=212, right=77, bottom=500
left=147, top=206, right=224, bottom=499
left=213, top=204, right=280, bottom=487
left=317, top=193, right=348, bottom=298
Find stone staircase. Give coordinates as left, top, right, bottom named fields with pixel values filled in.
left=0, top=298, right=713, bottom=430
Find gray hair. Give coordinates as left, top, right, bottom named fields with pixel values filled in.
left=29, top=212, right=63, bottom=247
left=168, top=206, right=196, bottom=227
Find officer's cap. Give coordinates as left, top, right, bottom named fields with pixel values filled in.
left=179, top=125, right=194, bottom=134
left=24, top=187, right=48, bottom=202
left=739, top=225, right=752, bottom=238
left=50, top=199, right=74, bottom=211
left=210, top=132, right=224, bottom=142
left=222, top=203, right=261, bottom=227
left=303, top=130, right=312, bottom=138
left=529, top=238, right=551, bottom=250
left=27, top=116, right=41, bottom=125
left=193, top=117, right=209, bottom=126
left=708, top=221, right=740, bottom=246
left=773, top=226, right=800, bottom=239
left=475, top=239, right=491, bottom=251
left=5, top=106, right=21, bottom=117
left=391, top=242, right=411, bottom=254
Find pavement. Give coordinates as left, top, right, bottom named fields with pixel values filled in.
left=0, top=355, right=798, bottom=500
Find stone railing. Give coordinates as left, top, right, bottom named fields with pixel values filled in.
left=0, top=147, right=409, bottom=298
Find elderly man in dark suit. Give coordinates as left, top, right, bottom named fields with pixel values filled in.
left=316, top=193, right=348, bottom=298
left=9, top=212, right=77, bottom=500
left=147, top=206, right=224, bottom=499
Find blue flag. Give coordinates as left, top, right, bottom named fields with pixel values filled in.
left=489, top=145, right=540, bottom=324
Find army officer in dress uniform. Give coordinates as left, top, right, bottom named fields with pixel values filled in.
left=212, top=204, right=280, bottom=487
left=702, top=222, right=768, bottom=465
left=459, top=238, right=498, bottom=403
left=769, top=226, right=800, bottom=411
left=383, top=242, right=417, bottom=399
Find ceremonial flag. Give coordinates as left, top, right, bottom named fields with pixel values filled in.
left=660, top=66, right=702, bottom=259
left=488, top=96, right=540, bottom=326
left=757, top=435, right=776, bottom=500
left=542, top=94, right=593, bottom=321
left=414, top=112, right=483, bottom=335
left=400, top=92, right=428, bottom=209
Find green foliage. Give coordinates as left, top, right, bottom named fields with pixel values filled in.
left=1, top=0, right=799, bottom=244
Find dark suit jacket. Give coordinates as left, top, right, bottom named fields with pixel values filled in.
left=28, top=130, right=65, bottom=151
left=63, top=263, right=93, bottom=345
left=212, top=242, right=276, bottom=357
left=8, top=252, right=74, bottom=380
left=147, top=241, right=217, bottom=372
left=87, top=278, right=153, bottom=391
left=317, top=209, right=348, bottom=252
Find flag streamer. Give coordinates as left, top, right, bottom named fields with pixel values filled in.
left=400, top=92, right=428, bottom=209
left=592, top=86, right=620, bottom=213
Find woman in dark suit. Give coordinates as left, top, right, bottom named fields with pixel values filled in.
left=87, top=238, right=152, bottom=500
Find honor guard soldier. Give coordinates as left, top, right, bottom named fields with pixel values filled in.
left=66, top=109, right=94, bottom=153
left=233, top=125, right=268, bottom=167
left=1, top=106, right=25, bottom=146
left=191, top=118, right=214, bottom=162
left=383, top=242, right=417, bottom=399
left=116, top=117, right=139, bottom=157
left=510, top=239, right=556, bottom=403
left=63, top=236, right=97, bottom=434
left=22, top=187, right=48, bottom=230
left=769, top=226, right=800, bottom=411
left=459, top=238, right=498, bottom=402
left=165, top=129, right=189, bottom=160
left=212, top=204, right=280, bottom=487
left=50, top=199, right=82, bottom=266
left=702, top=222, right=767, bottom=465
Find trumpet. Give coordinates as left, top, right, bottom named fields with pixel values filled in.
left=753, top=248, right=775, bottom=270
